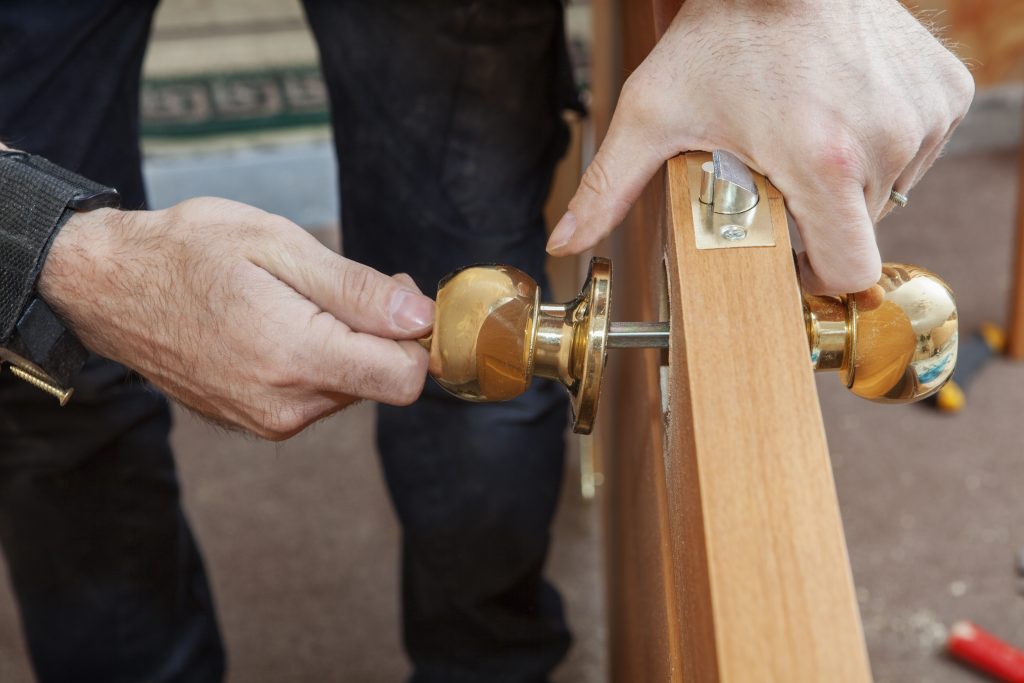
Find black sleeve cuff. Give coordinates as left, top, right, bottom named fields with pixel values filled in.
left=0, top=151, right=120, bottom=343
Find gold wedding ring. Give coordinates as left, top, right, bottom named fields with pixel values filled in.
left=889, top=189, right=909, bottom=208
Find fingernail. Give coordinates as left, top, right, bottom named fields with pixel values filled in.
left=390, top=289, right=434, bottom=332
left=547, top=211, right=577, bottom=253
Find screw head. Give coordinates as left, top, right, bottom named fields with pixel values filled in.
left=721, top=224, right=747, bottom=241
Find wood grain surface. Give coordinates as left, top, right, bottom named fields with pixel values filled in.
left=661, top=156, right=871, bottom=681
left=598, top=2, right=873, bottom=680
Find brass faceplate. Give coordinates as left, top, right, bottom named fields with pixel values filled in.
left=686, top=153, right=776, bottom=250
left=566, top=258, right=611, bottom=434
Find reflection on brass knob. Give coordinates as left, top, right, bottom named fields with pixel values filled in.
left=419, top=257, right=958, bottom=433
left=420, top=257, right=614, bottom=434
left=804, top=263, right=958, bottom=402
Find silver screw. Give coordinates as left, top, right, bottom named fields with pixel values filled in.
left=721, top=224, right=747, bottom=241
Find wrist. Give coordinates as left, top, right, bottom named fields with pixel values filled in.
left=38, top=208, right=123, bottom=316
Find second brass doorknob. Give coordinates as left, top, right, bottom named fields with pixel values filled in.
left=804, top=263, right=958, bottom=403
left=418, top=257, right=958, bottom=433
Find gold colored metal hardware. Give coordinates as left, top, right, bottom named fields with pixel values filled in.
left=422, top=258, right=613, bottom=434
left=0, top=346, right=75, bottom=406
left=5, top=363, right=74, bottom=406
left=420, top=255, right=958, bottom=431
left=423, top=142, right=955, bottom=426
left=805, top=263, right=958, bottom=402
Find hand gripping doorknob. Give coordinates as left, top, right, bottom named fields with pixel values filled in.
left=416, top=256, right=958, bottom=434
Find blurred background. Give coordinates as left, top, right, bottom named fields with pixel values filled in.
left=1, top=0, right=1023, bottom=681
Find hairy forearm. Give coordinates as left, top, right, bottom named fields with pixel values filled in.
left=39, top=196, right=433, bottom=438
left=2, top=148, right=433, bottom=438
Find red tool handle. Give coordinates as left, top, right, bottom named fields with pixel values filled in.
left=947, top=621, right=1024, bottom=683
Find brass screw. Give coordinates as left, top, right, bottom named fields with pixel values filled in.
left=7, top=365, right=73, bottom=406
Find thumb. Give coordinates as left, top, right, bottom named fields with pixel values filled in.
left=325, top=257, right=435, bottom=338
left=547, top=108, right=666, bottom=256
left=255, top=229, right=434, bottom=339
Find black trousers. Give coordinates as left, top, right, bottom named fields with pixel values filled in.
left=0, top=1, right=576, bottom=681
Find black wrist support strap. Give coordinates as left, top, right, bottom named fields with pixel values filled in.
left=0, top=151, right=120, bottom=387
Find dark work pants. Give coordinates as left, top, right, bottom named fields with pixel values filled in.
left=0, top=1, right=574, bottom=681
left=303, top=2, right=576, bottom=680
left=0, top=2, right=225, bottom=682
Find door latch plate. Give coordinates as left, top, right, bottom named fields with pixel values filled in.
left=686, top=152, right=776, bottom=250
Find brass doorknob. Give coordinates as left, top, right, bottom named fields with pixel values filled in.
left=419, top=257, right=957, bottom=433
left=418, top=257, right=620, bottom=434
left=804, top=263, right=958, bottom=403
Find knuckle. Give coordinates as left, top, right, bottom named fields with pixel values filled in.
left=269, top=367, right=305, bottom=391
left=884, top=125, right=922, bottom=166
left=836, top=273, right=881, bottom=295
left=172, top=197, right=204, bottom=215
left=871, top=122, right=918, bottom=170
left=266, top=214, right=304, bottom=241
left=259, top=403, right=312, bottom=441
left=580, top=158, right=614, bottom=198
left=818, top=248, right=880, bottom=293
left=619, top=70, right=664, bottom=126
left=390, top=383, right=422, bottom=407
left=951, top=63, right=976, bottom=111
left=387, top=351, right=428, bottom=406
left=256, top=351, right=308, bottom=390
left=340, top=263, right=378, bottom=309
left=618, top=73, right=647, bottom=111
left=836, top=264, right=881, bottom=293
left=805, top=127, right=866, bottom=181
left=919, top=125, right=946, bottom=152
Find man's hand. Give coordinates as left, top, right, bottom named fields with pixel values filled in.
left=38, top=197, right=433, bottom=440
left=547, top=0, right=975, bottom=294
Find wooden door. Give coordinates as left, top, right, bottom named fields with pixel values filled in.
left=594, top=3, right=873, bottom=680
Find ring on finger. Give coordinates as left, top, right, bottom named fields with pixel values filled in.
left=889, top=189, right=909, bottom=208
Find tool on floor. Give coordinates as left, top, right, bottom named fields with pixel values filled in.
left=417, top=253, right=958, bottom=434
left=927, top=322, right=1004, bottom=413
left=947, top=620, right=1024, bottom=683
